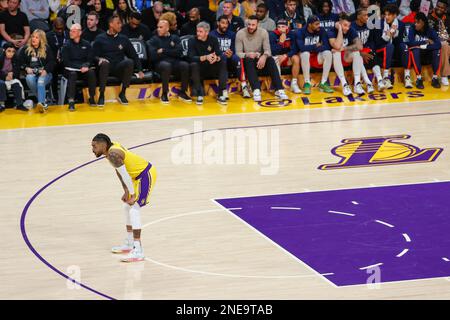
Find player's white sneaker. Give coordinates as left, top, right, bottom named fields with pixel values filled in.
left=384, top=77, right=393, bottom=89
left=342, top=83, right=352, bottom=96
left=290, top=80, right=302, bottom=94
left=120, top=248, right=145, bottom=262
left=242, top=85, right=251, bottom=98
left=275, top=89, right=289, bottom=100
left=377, top=79, right=386, bottom=91
left=366, top=82, right=375, bottom=94
left=404, top=75, right=413, bottom=88
left=111, top=240, right=133, bottom=254
left=354, top=82, right=365, bottom=95
left=253, top=89, right=262, bottom=102
left=441, top=76, right=449, bottom=86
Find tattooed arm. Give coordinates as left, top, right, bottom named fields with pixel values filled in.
left=345, top=38, right=363, bottom=52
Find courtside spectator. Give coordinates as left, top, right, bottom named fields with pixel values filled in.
left=82, top=11, right=104, bottom=43
left=91, top=0, right=112, bottom=31
left=0, top=0, right=30, bottom=48
left=180, top=7, right=201, bottom=36
left=61, top=23, right=96, bottom=111
left=0, top=42, right=25, bottom=111
left=160, top=11, right=179, bottom=36
left=188, top=21, right=228, bottom=105
left=241, top=0, right=263, bottom=19
left=269, top=19, right=302, bottom=93
left=19, top=29, right=54, bottom=113
left=216, top=0, right=245, bottom=20
left=235, top=15, right=288, bottom=102
left=318, top=0, right=339, bottom=33
left=147, top=19, right=192, bottom=103
left=142, top=1, right=163, bottom=31
left=256, top=3, right=275, bottom=32
left=428, top=0, right=450, bottom=86
left=93, top=14, right=144, bottom=107
left=210, top=14, right=251, bottom=98
left=121, top=11, right=151, bottom=41
left=281, top=0, right=305, bottom=30
left=114, top=0, right=133, bottom=24
left=296, top=15, right=334, bottom=94
left=20, top=0, right=49, bottom=32
left=221, top=0, right=244, bottom=33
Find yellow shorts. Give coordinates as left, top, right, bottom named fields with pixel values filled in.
left=133, top=164, right=157, bottom=207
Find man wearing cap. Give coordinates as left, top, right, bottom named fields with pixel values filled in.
left=296, top=15, right=334, bottom=94
left=269, top=19, right=302, bottom=93
left=235, top=15, right=289, bottom=102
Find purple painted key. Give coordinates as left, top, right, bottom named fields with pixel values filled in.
left=215, top=182, right=450, bottom=286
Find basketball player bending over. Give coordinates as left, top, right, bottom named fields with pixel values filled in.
left=91, top=133, right=157, bottom=262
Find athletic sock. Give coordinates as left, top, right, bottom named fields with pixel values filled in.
left=127, top=232, right=133, bottom=245
left=133, top=240, right=142, bottom=252
left=404, top=69, right=410, bottom=77
left=383, top=69, right=389, bottom=78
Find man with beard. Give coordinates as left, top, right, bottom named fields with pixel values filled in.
left=428, top=0, right=450, bottom=86
left=91, top=133, right=157, bottom=263
left=235, top=15, right=288, bottom=102
left=221, top=0, right=244, bottom=33
left=296, top=15, right=334, bottom=94
left=352, top=8, right=384, bottom=91
left=180, top=7, right=201, bottom=36
left=93, top=15, right=144, bottom=107
left=210, top=15, right=251, bottom=98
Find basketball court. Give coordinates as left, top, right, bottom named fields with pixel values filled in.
left=1, top=71, right=449, bottom=300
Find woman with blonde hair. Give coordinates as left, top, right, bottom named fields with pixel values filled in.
left=160, top=11, right=179, bottom=35
left=241, top=0, right=264, bottom=19
left=19, top=29, right=55, bottom=113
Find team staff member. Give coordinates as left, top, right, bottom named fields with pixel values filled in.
left=61, top=23, right=97, bottom=111
left=147, top=20, right=192, bottom=104
left=93, top=14, right=144, bottom=107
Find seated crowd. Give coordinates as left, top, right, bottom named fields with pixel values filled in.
left=0, top=0, right=448, bottom=113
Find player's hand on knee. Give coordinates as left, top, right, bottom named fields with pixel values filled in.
left=121, top=190, right=130, bottom=203
left=126, top=194, right=137, bottom=205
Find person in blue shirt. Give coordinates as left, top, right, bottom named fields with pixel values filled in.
left=373, top=4, right=405, bottom=89
left=328, top=13, right=366, bottom=96
left=269, top=19, right=301, bottom=93
left=352, top=8, right=384, bottom=92
left=296, top=15, right=334, bottom=94
left=210, top=15, right=250, bottom=98
left=317, top=0, right=339, bottom=34
left=405, top=12, right=442, bottom=89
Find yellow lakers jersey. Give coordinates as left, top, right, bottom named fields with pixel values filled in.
left=109, top=142, right=150, bottom=179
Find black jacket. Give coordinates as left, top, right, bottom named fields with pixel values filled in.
left=93, top=32, right=142, bottom=70
left=19, top=45, right=55, bottom=73
left=187, top=35, right=222, bottom=63
left=61, top=39, right=94, bottom=69
left=0, top=53, right=20, bottom=80
left=147, top=33, right=183, bottom=64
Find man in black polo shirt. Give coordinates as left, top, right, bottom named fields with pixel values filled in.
left=180, top=8, right=201, bottom=37
left=93, top=15, right=144, bottom=107
left=222, top=0, right=244, bottom=33
left=121, top=11, right=151, bottom=42
left=82, top=11, right=104, bottom=43
left=0, top=0, right=29, bottom=48
left=61, top=23, right=96, bottom=111
left=147, top=19, right=191, bottom=104
left=188, top=21, right=228, bottom=105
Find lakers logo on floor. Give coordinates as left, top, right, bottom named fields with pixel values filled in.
left=318, top=134, right=443, bottom=170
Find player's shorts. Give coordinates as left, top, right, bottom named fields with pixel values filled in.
left=133, top=163, right=157, bottom=207
left=310, top=52, right=323, bottom=69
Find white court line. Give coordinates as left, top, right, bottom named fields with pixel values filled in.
left=211, top=199, right=339, bottom=288
left=142, top=207, right=334, bottom=280
left=359, top=263, right=383, bottom=270
left=228, top=207, right=242, bottom=210
left=352, top=201, right=359, bottom=205
left=443, top=257, right=449, bottom=262
left=403, top=233, right=412, bottom=242
left=270, top=207, right=302, bottom=210
left=328, top=210, right=355, bottom=217
left=144, top=257, right=334, bottom=279
left=375, top=220, right=395, bottom=228
left=396, top=249, right=409, bottom=258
